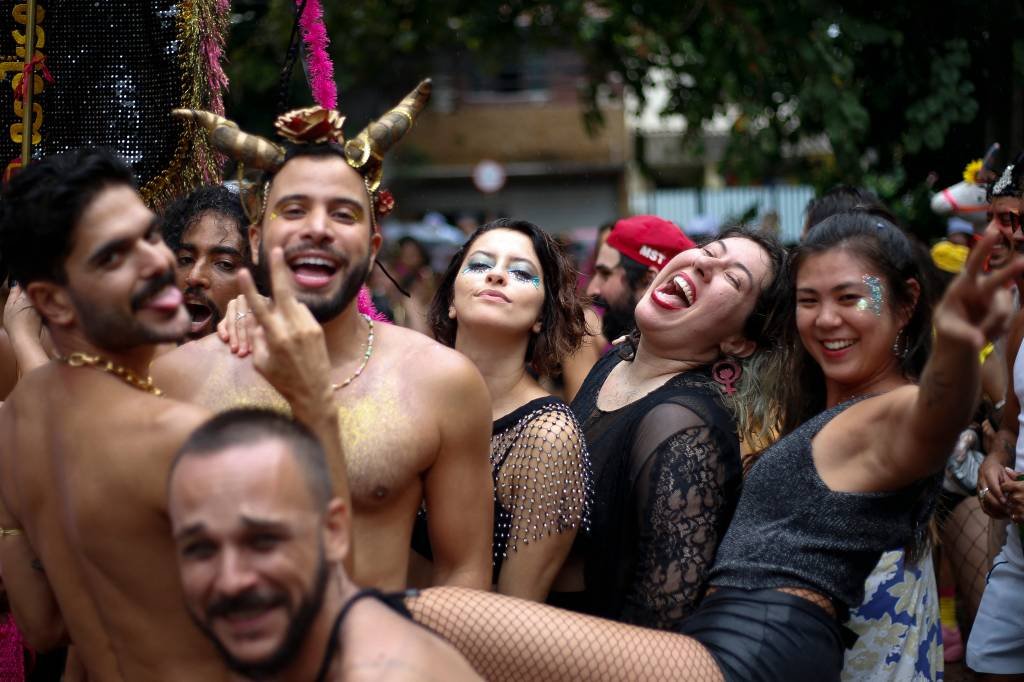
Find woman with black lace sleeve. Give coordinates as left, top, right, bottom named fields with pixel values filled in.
left=552, top=227, right=789, bottom=629
left=416, top=218, right=592, bottom=601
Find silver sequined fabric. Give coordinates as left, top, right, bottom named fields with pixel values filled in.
left=490, top=396, right=592, bottom=572
left=33, top=1, right=180, bottom=186
left=709, top=396, right=938, bottom=614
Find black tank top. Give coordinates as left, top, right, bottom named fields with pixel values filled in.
left=315, top=589, right=416, bottom=682
left=708, top=398, right=938, bottom=617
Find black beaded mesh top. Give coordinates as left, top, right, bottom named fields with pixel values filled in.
left=490, top=396, right=592, bottom=582
left=570, top=351, right=742, bottom=630
left=709, top=397, right=936, bottom=617
left=412, top=396, right=592, bottom=587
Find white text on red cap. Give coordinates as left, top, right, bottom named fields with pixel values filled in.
left=639, top=245, right=667, bottom=265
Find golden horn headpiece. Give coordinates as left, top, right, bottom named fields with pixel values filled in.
left=171, top=109, right=286, bottom=171
left=173, top=78, right=431, bottom=194
left=344, top=79, right=432, bottom=191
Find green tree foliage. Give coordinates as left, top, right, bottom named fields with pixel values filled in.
left=227, top=1, right=1024, bottom=234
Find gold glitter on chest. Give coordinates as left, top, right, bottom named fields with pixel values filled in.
left=193, top=359, right=420, bottom=505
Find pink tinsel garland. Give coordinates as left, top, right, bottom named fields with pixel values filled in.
left=293, top=2, right=380, bottom=324
left=202, top=0, right=231, bottom=116
left=295, top=0, right=337, bottom=109
left=357, top=286, right=388, bottom=322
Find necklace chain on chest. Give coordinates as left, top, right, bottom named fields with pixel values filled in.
left=331, top=314, right=374, bottom=392
left=60, top=352, right=163, bottom=396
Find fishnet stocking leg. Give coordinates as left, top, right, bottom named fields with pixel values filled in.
left=940, top=496, right=999, bottom=627
left=408, top=587, right=724, bottom=682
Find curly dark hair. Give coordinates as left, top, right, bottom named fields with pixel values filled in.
left=0, top=147, right=135, bottom=285
left=161, top=184, right=248, bottom=259
left=428, top=218, right=587, bottom=377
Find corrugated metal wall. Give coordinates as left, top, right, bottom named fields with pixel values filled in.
left=631, top=186, right=816, bottom=244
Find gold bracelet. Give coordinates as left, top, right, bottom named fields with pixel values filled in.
left=0, top=527, right=23, bottom=537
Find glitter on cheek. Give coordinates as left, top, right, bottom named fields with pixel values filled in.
left=861, top=275, right=884, bottom=316
left=530, top=275, right=541, bottom=289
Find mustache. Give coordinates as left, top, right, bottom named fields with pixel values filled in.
left=205, top=588, right=287, bottom=620
left=130, top=270, right=176, bottom=311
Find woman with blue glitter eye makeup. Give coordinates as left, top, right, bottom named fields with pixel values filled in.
left=413, top=218, right=592, bottom=601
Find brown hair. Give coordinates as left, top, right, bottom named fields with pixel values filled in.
left=428, top=219, right=587, bottom=377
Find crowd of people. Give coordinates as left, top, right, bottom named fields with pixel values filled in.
left=0, top=87, right=1022, bottom=682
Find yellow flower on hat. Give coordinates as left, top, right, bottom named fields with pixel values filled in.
left=963, top=159, right=983, bottom=185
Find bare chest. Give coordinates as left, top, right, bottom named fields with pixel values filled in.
left=193, top=364, right=434, bottom=508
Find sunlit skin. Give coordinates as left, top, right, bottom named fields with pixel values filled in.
left=171, top=440, right=336, bottom=670
left=795, top=250, right=914, bottom=407
left=452, top=229, right=545, bottom=341
left=169, top=437, right=482, bottom=681
left=985, top=195, right=1023, bottom=271
left=176, top=211, right=247, bottom=339
left=251, top=157, right=379, bottom=318
left=55, top=184, right=189, bottom=362
left=153, top=155, right=495, bottom=593
left=447, top=228, right=585, bottom=601
left=632, top=238, right=771, bottom=363
left=0, top=183, right=231, bottom=680
left=586, top=242, right=631, bottom=309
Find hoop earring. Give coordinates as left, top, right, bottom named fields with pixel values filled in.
left=892, top=330, right=907, bottom=359
left=712, top=357, right=742, bottom=395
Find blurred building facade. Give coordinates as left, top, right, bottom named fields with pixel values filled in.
left=389, top=49, right=629, bottom=234
left=387, top=52, right=818, bottom=242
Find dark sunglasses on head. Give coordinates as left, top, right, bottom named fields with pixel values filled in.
left=988, top=210, right=1023, bottom=232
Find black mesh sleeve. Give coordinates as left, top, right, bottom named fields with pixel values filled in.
left=495, top=404, right=591, bottom=556
left=619, top=400, right=741, bottom=628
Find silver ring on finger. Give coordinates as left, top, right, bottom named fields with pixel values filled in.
left=979, top=486, right=990, bottom=501
left=236, top=311, right=249, bottom=320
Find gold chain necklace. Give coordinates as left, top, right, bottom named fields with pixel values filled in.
left=331, top=315, right=374, bottom=392
left=60, top=352, right=163, bottom=396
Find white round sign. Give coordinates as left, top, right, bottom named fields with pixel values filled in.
left=473, top=159, right=506, bottom=194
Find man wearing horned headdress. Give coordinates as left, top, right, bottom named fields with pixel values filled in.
left=152, top=81, right=494, bottom=592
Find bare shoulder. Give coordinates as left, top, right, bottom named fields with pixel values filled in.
left=377, top=325, right=485, bottom=392
left=815, top=386, right=919, bottom=463
left=151, top=334, right=235, bottom=396
left=150, top=397, right=212, bottom=441
left=346, top=604, right=481, bottom=682
left=828, top=386, right=918, bottom=429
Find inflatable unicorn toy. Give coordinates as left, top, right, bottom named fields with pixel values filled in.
left=931, top=143, right=1001, bottom=226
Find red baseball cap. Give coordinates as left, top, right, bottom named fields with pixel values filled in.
left=606, top=215, right=696, bottom=270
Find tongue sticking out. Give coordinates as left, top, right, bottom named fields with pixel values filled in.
left=651, top=276, right=692, bottom=310
left=292, top=265, right=334, bottom=289
left=143, top=287, right=183, bottom=312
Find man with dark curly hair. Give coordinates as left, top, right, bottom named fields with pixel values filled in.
left=162, top=185, right=250, bottom=340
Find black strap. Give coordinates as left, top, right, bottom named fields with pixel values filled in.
left=313, top=588, right=417, bottom=682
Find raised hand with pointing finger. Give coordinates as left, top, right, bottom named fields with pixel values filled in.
left=236, top=245, right=350, bottom=508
